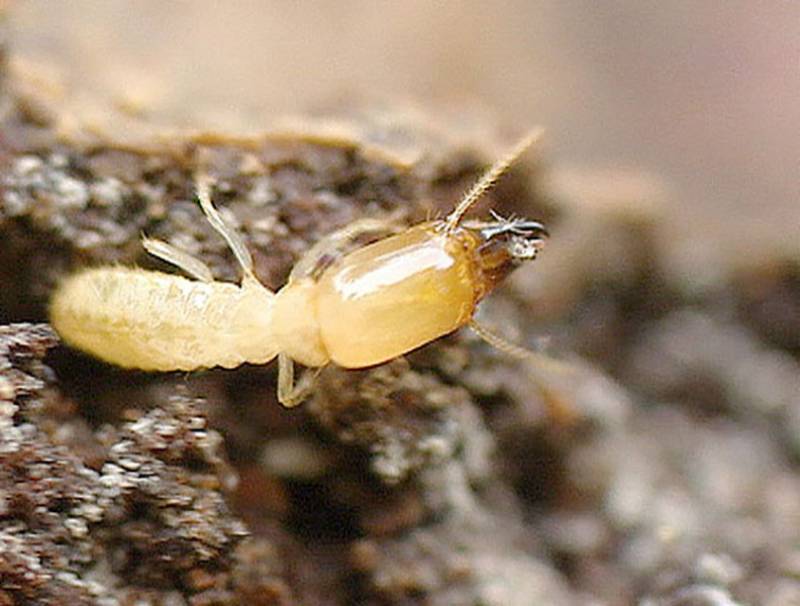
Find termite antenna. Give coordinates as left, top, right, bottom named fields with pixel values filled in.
left=468, top=319, right=578, bottom=425
left=468, top=318, right=556, bottom=369
left=442, top=128, right=544, bottom=234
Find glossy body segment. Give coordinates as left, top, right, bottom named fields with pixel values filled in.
left=50, top=267, right=276, bottom=371
left=271, top=279, right=330, bottom=368
left=315, top=223, right=477, bottom=368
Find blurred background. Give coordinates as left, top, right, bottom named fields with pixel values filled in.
left=10, top=1, right=799, bottom=271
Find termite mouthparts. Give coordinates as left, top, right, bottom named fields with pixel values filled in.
left=49, top=130, right=548, bottom=407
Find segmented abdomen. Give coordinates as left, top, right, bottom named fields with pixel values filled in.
left=50, top=267, right=276, bottom=371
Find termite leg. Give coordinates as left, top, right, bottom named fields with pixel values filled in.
left=195, top=174, right=258, bottom=284
left=277, top=353, right=321, bottom=407
left=290, top=217, right=402, bottom=281
left=141, top=236, right=215, bottom=282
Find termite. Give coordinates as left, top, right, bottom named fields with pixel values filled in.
left=49, top=131, right=548, bottom=407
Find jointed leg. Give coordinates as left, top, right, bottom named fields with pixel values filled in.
left=142, top=175, right=260, bottom=285
left=195, top=174, right=257, bottom=284
left=142, top=236, right=214, bottom=282
left=290, top=217, right=402, bottom=281
left=277, top=353, right=321, bottom=408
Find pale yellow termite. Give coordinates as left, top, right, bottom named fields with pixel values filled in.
left=50, top=132, right=548, bottom=407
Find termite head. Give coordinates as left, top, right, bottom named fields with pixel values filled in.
left=462, top=210, right=548, bottom=299
left=437, top=129, right=549, bottom=302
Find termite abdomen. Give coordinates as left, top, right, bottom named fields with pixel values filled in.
left=50, top=267, right=276, bottom=371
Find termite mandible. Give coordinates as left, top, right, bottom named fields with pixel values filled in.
left=50, top=131, right=548, bottom=407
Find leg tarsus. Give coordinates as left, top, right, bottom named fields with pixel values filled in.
left=277, top=353, right=321, bottom=407
left=195, top=174, right=256, bottom=282
left=142, top=236, right=214, bottom=282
